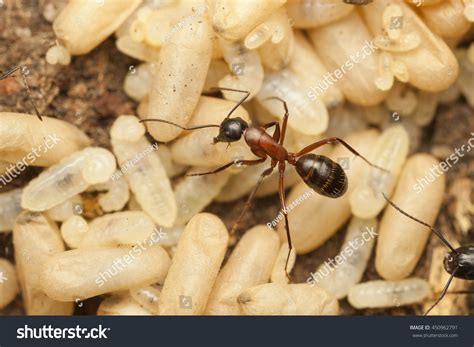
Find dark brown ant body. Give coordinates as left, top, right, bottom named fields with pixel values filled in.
left=142, top=88, right=384, bottom=274
left=383, top=193, right=474, bottom=315
left=0, top=65, right=42, bottom=121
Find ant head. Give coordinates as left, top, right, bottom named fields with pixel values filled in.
left=444, top=251, right=459, bottom=275
left=213, top=117, right=248, bottom=144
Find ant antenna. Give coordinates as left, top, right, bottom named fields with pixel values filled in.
left=140, top=118, right=220, bottom=130
left=208, top=87, right=250, bottom=120
left=382, top=192, right=457, bottom=253
left=0, top=65, right=43, bottom=121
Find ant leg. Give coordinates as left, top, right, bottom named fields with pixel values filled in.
left=382, top=193, right=457, bottom=253
left=1, top=65, right=42, bottom=121
left=186, top=157, right=266, bottom=177
left=277, top=161, right=292, bottom=279
left=209, top=87, right=250, bottom=120
left=424, top=269, right=457, bottom=315
left=262, top=121, right=280, bottom=142
left=295, top=137, right=387, bottom=172
left=262, top=96, right=289, bottom=145
left=230, top=162, right=276, bottom=235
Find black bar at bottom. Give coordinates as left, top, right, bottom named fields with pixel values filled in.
left=0, top=316, right=472, bottom=347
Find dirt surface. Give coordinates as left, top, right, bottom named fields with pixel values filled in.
left=0, top=1, right=473, bottom=316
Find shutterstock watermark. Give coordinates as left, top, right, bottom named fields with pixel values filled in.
left=307, top=40, right=378, bottom=101
left=267, top=190, right=315, bottom=229
left=161, top=4, right=209, bottom=43
left=95, top=227, right=167, bottom=287
left=306, top=226, right=378, bottom=286
left=414, top=133, right=474, bottom=193
left=17, top=324, right=109, bottom=339
left=111, top=143, right=158, bottom=181
left=0, top=133, right=61, bottom=187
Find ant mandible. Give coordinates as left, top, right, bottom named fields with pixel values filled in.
left=383, top=193, right=474, bottom=315
left=0, top=65, right=43, bottom=121
left=142, top=87, right=385, bottom=275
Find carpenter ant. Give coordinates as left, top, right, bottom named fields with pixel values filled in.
left=383, top=193, right=473, bottom=315
left=0, top=65, right=42, bottom=121
left=142, top=87, right=386, bottom=276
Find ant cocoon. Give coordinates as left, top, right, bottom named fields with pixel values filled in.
left=0, top=112, right=90, bottom=167
left=350, top=125, right=410, bottom=219
left=0, top=258, right=19, bottom=310
left=420, top=0, right=471, bottom=39
left=76, top=211, right=158, bottom=249
left=159, top=213, right=228, bottom=315
left=348, top=278, right=431, bottom=309
left=376, top=153, right=445, bottom=280
left=271, top=242, right=296, bottom=285
left=144, top=9, right=213, bottom=142
left=111, top=116, right=177, bottom=228
left=21, top=147, right=117, bottom=211
left=97, top=295, right=153, bottom=316
left=237, top=283, right=339, bottom=315
left=13, top=211, right=73, bottom=315
left=41, top=245, right=170, bottom=302
left=308, top=11, right=388, bottom=106
left=312, top=217, right=378, bottom=299
left=205, top=225, right=280, bottom=315
left=53, top=0, right=141, bottom=55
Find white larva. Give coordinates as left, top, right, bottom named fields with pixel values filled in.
left=60, top=215, right=89, bottom=249
left=40, top=245, right=170, bottom=302
left=0, top=112, right=90, bottom=167
left=129, top=284, right=161, bottom=314
left=90, top=174, right=130, bottom=213
left=350, top=125, right=410, bottom=219
left=77, top=211, right=158, bottom=249
left=159, top=213, right=228, bottom=315
left=0, top=188, right=23, bottom=232
left=376, top=153, right=445, bottom=280
left=348, top=278, right=431, bottom=309
left=46, top=194, right=83, bottom=222
left=174, top=167, right=229, bottom=226
left=0, top=258, right=19, bottom=310
left=53, top=0, right=142, bottom=55
left=361, top=0, right=459, bottom=92
left=310, top=217, right=378, bottom=299
left=209, top=0, right=286, bottom=41
left=21, top=147, right=117, bottom=212
left=13, top=211, right=73, bottom=315
left=218, top=39, right=264, bottom=101
left=205, top=225, right=280, bottom=315
left=111, top=116, right=177, bottom=228
left=238, top=283, right=339, bottom=315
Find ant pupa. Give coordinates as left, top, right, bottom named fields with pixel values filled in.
left=0, top=65, right=42, bottom=121
left=383, top=193, right=473, bottom=315
left=142, top=87, right=386, bottom=276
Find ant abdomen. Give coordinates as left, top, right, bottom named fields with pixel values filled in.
left=295, top=154, right=347, bottom=198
